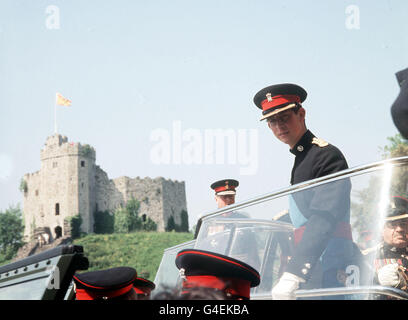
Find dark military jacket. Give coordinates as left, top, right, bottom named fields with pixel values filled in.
left=368, top=242, right=408, bottom=299
left=375, top=242, right=408, bottom=263
left=285, top=130, right=351, bottom=280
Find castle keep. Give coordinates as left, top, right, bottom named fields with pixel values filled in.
left=22, top=134, right=187, bottom=240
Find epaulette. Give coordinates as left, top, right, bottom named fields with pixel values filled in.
left=272, top=209, right=289, bottom=221
left=312, top=137, right=329, bottom=148
left=362, top=243, right=382, bottom=256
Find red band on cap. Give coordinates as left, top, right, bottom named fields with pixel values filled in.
left=133, top=286, right=152, bottom=294
left=183, top=275, right=250, bottom=299
left=75, top=284, right=134, bottom=300
left=214, top=186, right=236, bottom=193
left=177, top=250, right=260, bottom=281
left=261, top=94, right=300, bottom=112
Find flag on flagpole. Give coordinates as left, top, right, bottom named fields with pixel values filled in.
left=56, top=93, right=72, bottom=106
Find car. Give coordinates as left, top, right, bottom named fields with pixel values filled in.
left=154, top=156, right=408, bottom=300
left=0, top=245, right=88, bottom=300
left=3, top=156, right=408, bottom=300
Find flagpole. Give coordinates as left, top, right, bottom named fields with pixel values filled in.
left=54, top=93, right=57, bottom=134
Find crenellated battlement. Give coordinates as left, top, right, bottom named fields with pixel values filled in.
left=40, top=134, right=96, bottom=161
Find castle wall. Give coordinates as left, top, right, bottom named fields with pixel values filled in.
left=77, top=152, right=96, bottom=234
left=111, top=177, right=166, bottom=231
left=22, top=171, right=42, bottom=240
left=162, top=179, right=187, bottom=228
left=23, top=135, right=96, bottom=238
left=94, top=166, right=124, bottom=213
left=23, top=134, right=188, bottom=237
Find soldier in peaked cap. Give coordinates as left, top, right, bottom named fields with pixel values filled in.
left=391, top=67, right=408, bottom=139
left=175, top=248, right=260, bottom=300
left=211, top=179, right=239, bottom=209
left=210, top=179, right=249, bottom=217
left=73, top=266, right=138, bottom=300
left=253, top=83, right=353, bottom=299
left=133, top=277, right=156, bottom=300
left=366, top=196, right=408, bottom=297
left=195, top=179, right=260, bottom=269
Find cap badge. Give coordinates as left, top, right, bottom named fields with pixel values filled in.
left=312, top=137, right=329, bottom=148
left=297, top=145, right=304, bottom=152
left=266, top=93, right=273, bottom=102
left=179, top=268, right=187, bottom=282
left=225, top=181, right=229, bottom=189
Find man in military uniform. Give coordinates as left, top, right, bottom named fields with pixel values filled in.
left=210, top=179, right=248, bottom=217
left=253, top=83, right=353, bottom=299
left=391, top=67, right=408, bottom=139
left=368, top=196, right=408, bottom=297
left=194, top=179, right=260, bottom=270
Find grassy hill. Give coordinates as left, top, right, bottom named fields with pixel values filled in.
left=73, top=231, right=194, bottom=281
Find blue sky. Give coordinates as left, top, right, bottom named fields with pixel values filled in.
left=0, top=0, right=407, bottom=227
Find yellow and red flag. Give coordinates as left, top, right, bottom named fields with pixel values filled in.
left=56, top=93, right=72, bottom=106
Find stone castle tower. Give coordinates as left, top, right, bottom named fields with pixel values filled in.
left=22, top=134, right=187, bottom=240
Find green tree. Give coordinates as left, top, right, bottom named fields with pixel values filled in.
left=142, top=217, right=157, bottom=231
left=381, top=134, right=408, bottom=159
left=94, top=210, right=114, bottom=234
left=65, top=214, right=82, bottom=239
left=352, top=133, right=408, bottom=239
left=166, top=216, right=176, bottom=232
left=180, top=210, right=189, bottom=232
left=0, top=205, right=25, bottom=261
left=114, top=207, right=133, bottom=233
left=126, top=198, right=141, bottom=231
left=19, top=178, right=27, bottom=193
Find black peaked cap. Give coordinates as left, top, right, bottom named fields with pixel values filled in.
left=253, top=83, right=307, bottom=109
left=176, top=249, right=260, bottom=287
left=73, top=266, right=137, bottom=290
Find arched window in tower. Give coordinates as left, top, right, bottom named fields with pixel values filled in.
left=55, top=226, right=62, bottom=239
left=142, top=214, right=146, bottom=222
left=81, top=160, right=85, bottom=167
left=55, top=203, right=60, bottom=216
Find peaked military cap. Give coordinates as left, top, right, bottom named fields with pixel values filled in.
left=211, top=179, right=239, bottom=196
left=386, top=196, right=408, bottom=222
left=253, top=83, right=307, bottom=121
left=73, top=266, right=137, bottom=300
left=175, top=249, right=260, bottom=299
left=133, top=277, right=156, bottom=295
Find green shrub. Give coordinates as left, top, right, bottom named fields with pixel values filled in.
left=166, top=216, right=176, bottom=232
left=94, top=210, right=114, bottom=234
left=65, top=214, right=82, bottom=239
left=79, top=144, right=93, bottom=157
left=142, top=217, right=157, bottom=231
left=180, top=210, right=189, bottom=232
left=19, top=178, right=27, bottom=193
left=114, top=207, right=132, bottom=233
left=0, top=205, right=25, bottom=259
